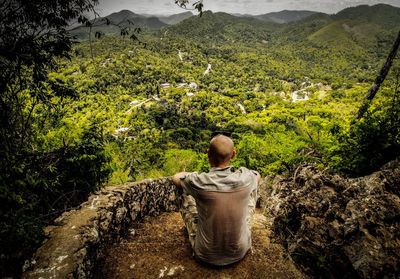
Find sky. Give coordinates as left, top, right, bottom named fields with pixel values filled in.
left=96, top=0, right=400, bottom=16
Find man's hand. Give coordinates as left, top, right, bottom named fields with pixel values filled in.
left=172, top=172, right=190, bottom=188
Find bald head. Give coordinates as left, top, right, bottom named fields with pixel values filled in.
left=208, top=135, right=236, bottom=167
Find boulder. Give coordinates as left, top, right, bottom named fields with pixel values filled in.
left=266, top=159, right=400, bottom=278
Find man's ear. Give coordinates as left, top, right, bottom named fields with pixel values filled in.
left=231, top=149, right=237, bottom=159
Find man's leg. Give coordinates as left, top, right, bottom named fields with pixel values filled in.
left=180, top=193, right=198, bottom=249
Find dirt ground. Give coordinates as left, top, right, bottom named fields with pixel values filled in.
left=99, top=210, right=306, bottom=279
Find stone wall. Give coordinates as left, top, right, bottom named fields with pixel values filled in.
left=22, top=176, right=269, bottom=279
left=22, top=161, right=400, bottom=279
left=22, top=178, right=182, bottom=279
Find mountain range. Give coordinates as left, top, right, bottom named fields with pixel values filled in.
left=69, top=4, right=400, bottom=46
left=69, top=10, right=193, bottom=40
left=68, top=8, right=322, bottom=40
left=242, top=10, right=318, bottom=23
left=168, top=4, right=399, bottom=50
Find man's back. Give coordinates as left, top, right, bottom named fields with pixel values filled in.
left=181, top=166, right=257, bottom=266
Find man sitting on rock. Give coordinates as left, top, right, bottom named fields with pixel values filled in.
left=172, top=134, right=260, bottom=266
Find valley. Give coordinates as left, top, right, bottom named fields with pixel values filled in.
left=56, top=4, right=400, bottom=184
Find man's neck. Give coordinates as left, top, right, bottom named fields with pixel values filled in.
left=211, top=162, right=230, bottom=169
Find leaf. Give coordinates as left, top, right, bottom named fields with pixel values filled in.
left=130, top=33, right=138, bottom=41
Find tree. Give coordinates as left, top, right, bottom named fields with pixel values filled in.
left=175, top=0, right=204, bottom=15
left=0, top=1, right=112, bottom=276
left=0, top=0, right=98, bottom=156
left=356, top=31, right=400, bottom=119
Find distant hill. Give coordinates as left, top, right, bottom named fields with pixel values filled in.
left=269, top=4, right=399, bottom=52
left=308, top=19, right=381, bottom=48
left=158, top=12, right=194, bottom=25
left=70, top=4, right=400, bottom=45
left=254, top=10, right=318, bottom=23
left=166, top=10, right=278, bottom=42
left=103, top=10, right=143, bottom=24
left=334, top=4, right=400, bottom=28
left=276, top=13, right=333, bottom=41
left=305, top=4, right=400, bottom=50
left=69, top=9, right=167, bottom=40
left=92, top=10, right=166, bottom=29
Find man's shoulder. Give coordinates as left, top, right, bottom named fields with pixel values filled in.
left=233, top=167, right=259, bottom=185
left=184, top=167, right=257, bottom=192
left=236, top=166, right=255, bottom=174
left=181, top=171, right=217, bottom=192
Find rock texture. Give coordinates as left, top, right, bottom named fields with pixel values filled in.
left=22, top=178, right=181, bottom=279
left=266, top=159, right=400, bottom=278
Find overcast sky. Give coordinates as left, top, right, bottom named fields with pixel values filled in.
left=96, top=0, right=400, bottom=16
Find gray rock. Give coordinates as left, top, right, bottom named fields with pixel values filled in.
left=266, top=159, right=400, bottom=278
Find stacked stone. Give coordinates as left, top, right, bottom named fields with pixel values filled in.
left=22, top=178, right=181, bottom=279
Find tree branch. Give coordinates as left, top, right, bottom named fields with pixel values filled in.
left=356, top=31, right=400, bottom=119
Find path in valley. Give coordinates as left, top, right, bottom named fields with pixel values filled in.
left=99, top=209, right=306, bottom=279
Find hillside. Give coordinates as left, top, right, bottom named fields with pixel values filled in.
left=158, top=11, right=194, bottom=25
left=254, top=10, right=318, bottom=23
left=166, top=10, right=278, bottom=42
left=166, top=4, right=399, bottom=56
left=307, top=19, right=383, bottom=49
left=334, top=4, right=400, bottom=28
left=257, top=5, right=398, bottom=53
left=70, top=4, right=400, bottom=45
left=304, top=4, right=400, bottom=54
left=274, top=13, right=333, bottom=41
left=69, top=10, right=167, bottom=40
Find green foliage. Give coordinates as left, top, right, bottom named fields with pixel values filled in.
left=163, top=149, right=201, bottom=175
left=330, top=81, right=400, bottom=176
left=52, top=16, right=399, bottom=182
left=234, top=131, right=308, bottom=175
left=0, top=0, right=114, bottom=276
left=0, top=127, right=111, bottom=276
left=175, top=0, right=204, bottom=16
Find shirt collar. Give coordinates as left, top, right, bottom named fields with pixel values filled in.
left=210, top=166, right=235, bottom=172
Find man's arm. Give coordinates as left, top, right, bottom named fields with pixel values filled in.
left=172, top=172, right=190, bottom=188
left=253, top=171, right=261, bottom=184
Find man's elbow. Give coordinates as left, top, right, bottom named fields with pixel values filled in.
left=172, top=173, right=182, bottom=187
left=172, top=172, right=188, bottom=187
left=255, top=171, right=261, bottom=184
